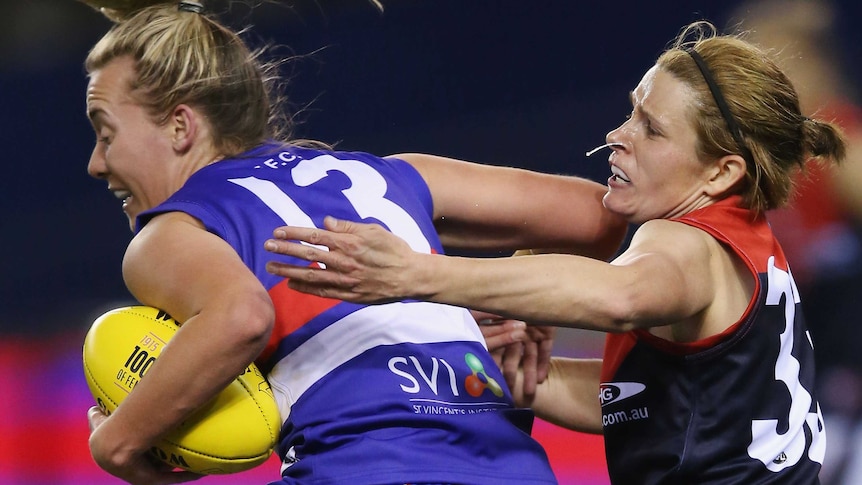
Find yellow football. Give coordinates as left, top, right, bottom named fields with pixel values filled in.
left=82, top=306, right=281, bottom=474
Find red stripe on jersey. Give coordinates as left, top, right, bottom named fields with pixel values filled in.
left=259, top=275, right=341, bottom=364
left=677, top=195, right=787, bottom=272
left=630, top=322, right=743, bottom=355
left=601, top=332, right=638, bottom=382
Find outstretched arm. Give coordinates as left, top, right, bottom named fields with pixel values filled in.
left=264, top=217, right=719, bottom=333
left=392, top=153, right=627, bottom=259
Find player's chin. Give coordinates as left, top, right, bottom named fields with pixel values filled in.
left=600, top=193, right=633, bottom=221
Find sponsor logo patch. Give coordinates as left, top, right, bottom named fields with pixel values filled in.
left=599, top=382, right=646, bottom=407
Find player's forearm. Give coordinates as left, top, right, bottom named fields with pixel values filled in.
left=399, top=153, right=627, bottom=260
left=413, top=252, right=630, bottom=331
left=529, top=358, right=603, bottom=434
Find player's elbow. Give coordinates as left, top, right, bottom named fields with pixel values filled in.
left=88, top=422, right=142, bottom=478
left=600, top=286, right=656, bottom=333
left=227, top=294, right=275, bottom=355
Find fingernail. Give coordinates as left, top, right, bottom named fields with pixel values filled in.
left=512, top=321, right=526, bottom=329
left=274, top=229, right=286, bottom=238
left=264, top=240, right=276, bottom=251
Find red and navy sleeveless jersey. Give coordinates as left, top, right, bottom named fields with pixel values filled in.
left=600, top=196, right=825, bottom=484
left=138, top=143, right=557, bottom=485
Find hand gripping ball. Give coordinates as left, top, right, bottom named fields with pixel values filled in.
left=82, top=306, right=281, bottom=474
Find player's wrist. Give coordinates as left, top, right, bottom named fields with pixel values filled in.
left=411, top=252, right=443, bottom=301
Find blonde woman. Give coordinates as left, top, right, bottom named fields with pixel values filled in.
left=265, top=21, right=847, bottom=484
left=79, top=1, right=626, bottom=483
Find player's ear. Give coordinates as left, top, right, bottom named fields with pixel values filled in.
left=169, top=104, right=198, bottom=153
left=704, top=154, right=746, bottom=197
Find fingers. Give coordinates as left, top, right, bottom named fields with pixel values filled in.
left=268, top=217, right=354, bottom=246
left=483, top=323, right=556, bottom=406
left=470, top=309, right=505, bottom=325
left=264, top=239, right=358, bottom=289
left=479, top=320, right=526, bottom=352
left=265, top=219, right=371, bottom=273
left=264, top=239, right=333, bottom=266
left=500, top=341, right=522, bottom=392
left=323, top=215, right=352, bottom=233
left=265, top=261, right=340, bottom=286
left=265, top=258, right=327, bottom=280
left=520, top=340, right=539, bottom=397
left=535, top=327, right=556, bottom=383
left=488, top=346, right=504, bottom=370
left=285, top=278, right=353, bottom=301
left=479, top=320, right=528, bottom=395
left=270, top=223, right=333, bottom=246
left=266, top=223, right=348, bottom=270
left=88, top=405, right=107, bottom=432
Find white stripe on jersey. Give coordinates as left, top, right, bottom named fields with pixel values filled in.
left=267, top=301, right=484, bottom=418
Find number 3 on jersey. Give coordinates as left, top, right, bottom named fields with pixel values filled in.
left=747, top=257, right=826, bottom=472
left=228, top=153, right=431, bottom=254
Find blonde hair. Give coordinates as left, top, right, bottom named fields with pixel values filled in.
left=657, top=21, right=847, bottom=214
left=79, top=0, right=168, bottom=22
left=83, top=1, right=291, bottom=156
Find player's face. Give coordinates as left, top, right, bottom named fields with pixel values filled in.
left=86, top=56, right=177, bottom=231
left=601, top=66, right=715, bottom=224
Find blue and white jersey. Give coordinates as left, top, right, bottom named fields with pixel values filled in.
left=138, top=143, right=557, bottom=485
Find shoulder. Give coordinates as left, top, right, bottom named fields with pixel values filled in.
left=617, top=218, right=724, bottom=280
left=630, top=219, right=715, bottom=254
left=123, top=212, right=259, bottom=320
left=128, top=213, right=207, bottom=262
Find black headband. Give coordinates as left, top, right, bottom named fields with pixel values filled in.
left=178, top=1, right=204, bottom=13
left=687, top=49, right=753, bottom=164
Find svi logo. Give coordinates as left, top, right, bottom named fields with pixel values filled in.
left=387, top=352, right=504, bottom=398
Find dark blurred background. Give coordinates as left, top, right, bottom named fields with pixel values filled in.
left=2, top=1, right=861, bottom=484
left=10, top=0, right=861, bottom=333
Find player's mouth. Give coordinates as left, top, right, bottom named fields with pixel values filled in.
left=609, top=165, right=631, bottom=184
left=111, top=189, right=133, bottom=208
